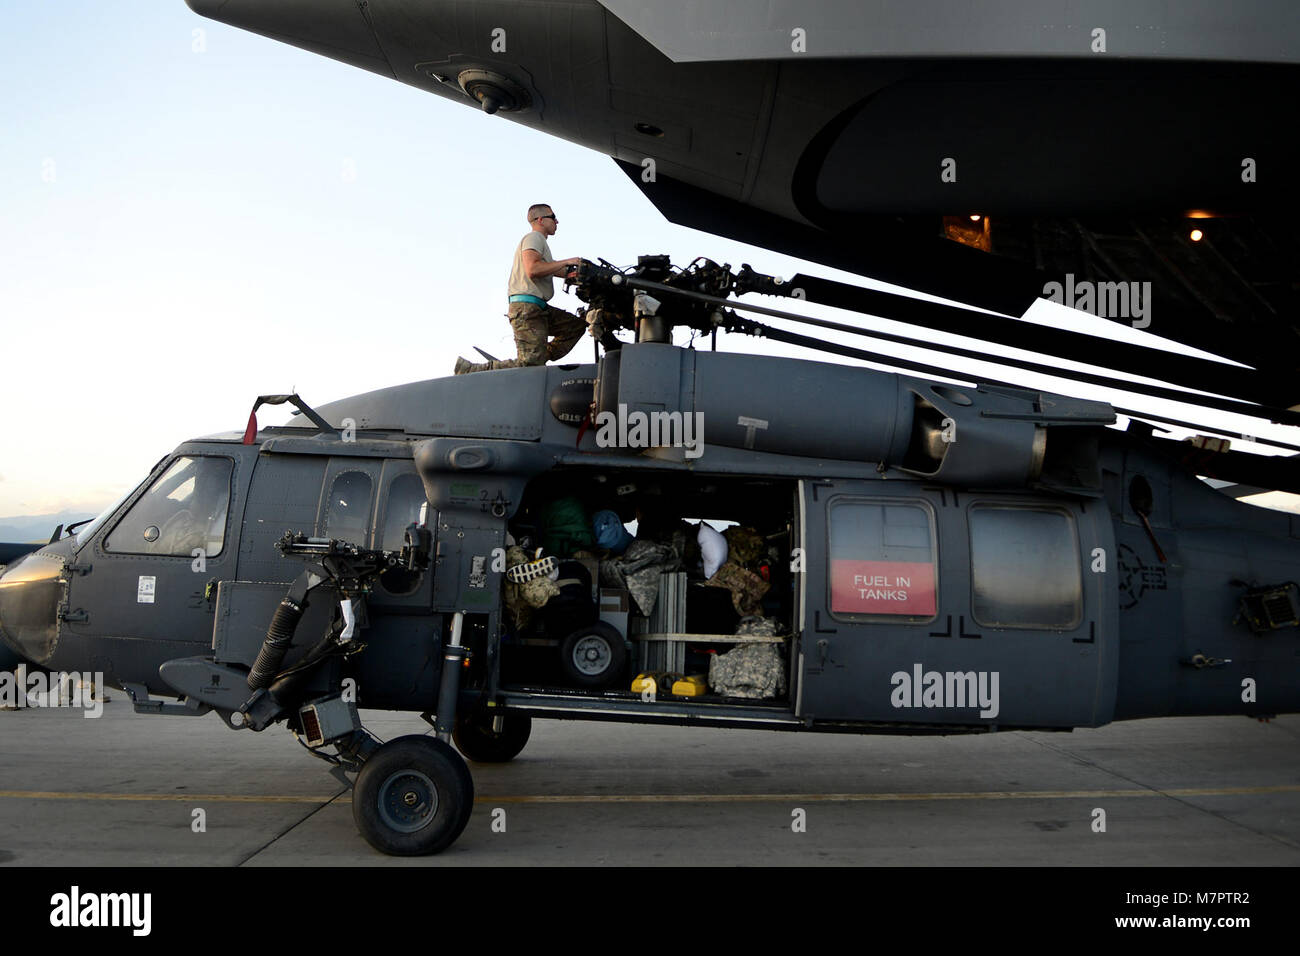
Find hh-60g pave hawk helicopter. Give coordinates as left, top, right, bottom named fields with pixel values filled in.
left=5, top=0, right=1300, bottom=856
left=2, top=255, right=1300, bottom=856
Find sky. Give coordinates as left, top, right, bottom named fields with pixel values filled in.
left=2, top=1, right=1297, bottom=522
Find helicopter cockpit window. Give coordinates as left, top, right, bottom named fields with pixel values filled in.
left=104, top=456, right=233, bottom=557
left=828, top=499, right=937, bottom=623
left=76, top=482, right=144, bottom=549
left=969, top=505, right=1082, bottom=629
left=323, top=471, right=373, bottom=546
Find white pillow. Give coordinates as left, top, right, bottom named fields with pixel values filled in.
left=698, top=523, right=728, bottom=579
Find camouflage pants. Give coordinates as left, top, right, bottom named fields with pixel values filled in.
left=493, top=302, right=586, bottom=369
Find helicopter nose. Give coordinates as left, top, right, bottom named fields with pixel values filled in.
left=0, top=550, right=65, bottom=667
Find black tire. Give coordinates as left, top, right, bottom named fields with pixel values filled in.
left=559, top=622, right=627, bottom=688
left=453, top=710, right=532, bottom=763
left=352, top=735, right=474, bottom=856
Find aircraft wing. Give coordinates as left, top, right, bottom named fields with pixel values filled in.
left=184, top=0, right=1300, bottom=410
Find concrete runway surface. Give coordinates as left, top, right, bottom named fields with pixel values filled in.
left=0, top=699, right=1297, bottom=866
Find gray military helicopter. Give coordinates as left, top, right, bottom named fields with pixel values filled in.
left=3, top=254, right=1299, bottom=856
left=4, top=0, right=1299, bottom=856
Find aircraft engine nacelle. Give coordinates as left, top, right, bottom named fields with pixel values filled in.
left=593, top=343, right=1114, bottom=488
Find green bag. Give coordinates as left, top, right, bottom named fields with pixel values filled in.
left=537, top=496, right=593, bottom=557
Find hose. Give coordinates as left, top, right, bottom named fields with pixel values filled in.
left=248, top=597, right=304, bottom=689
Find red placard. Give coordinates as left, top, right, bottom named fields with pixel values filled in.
left=831, top=560, right=935, bottom=616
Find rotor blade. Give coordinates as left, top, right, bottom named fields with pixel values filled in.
left=782, top=273, right=1286, bottom=409
left=1145, top=436, right=1300, bottom=494
left=736, top=318, right=1300, bottom=454
left=754, top=299, right=1300, bottom=425
left=1110, top=411, right=1300, bottom=454
left=621, top=275, right=1300, bottom=426
left=619, top=164, right=1296, bottom=388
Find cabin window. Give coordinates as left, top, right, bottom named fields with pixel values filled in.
left=104, top=456, right=233, bottom=557
left=380, top=473, right=427, bottom=552
left=323, top=471, right=373, bottom=545
left=828, top=499, right=937, bottom=622
left=969, top=505, right=1082, bottom=629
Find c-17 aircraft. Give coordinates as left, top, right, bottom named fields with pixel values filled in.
left=3, top=1, right=1299, bottom=856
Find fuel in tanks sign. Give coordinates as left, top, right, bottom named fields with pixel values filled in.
left=831, top=560, right=935, bottom=616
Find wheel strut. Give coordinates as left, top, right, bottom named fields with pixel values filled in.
left=435, top=611, right=469, bottom=741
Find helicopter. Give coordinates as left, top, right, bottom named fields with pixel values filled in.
left=2, top=254, right=1298, bottom=856
left=5, top=0, right=1300, bottom=858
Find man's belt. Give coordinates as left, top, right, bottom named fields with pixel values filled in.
left=508, top=294, right=547, bottom=306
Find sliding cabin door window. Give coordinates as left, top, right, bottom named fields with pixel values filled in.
left=827, top=498, right=937, bottom=624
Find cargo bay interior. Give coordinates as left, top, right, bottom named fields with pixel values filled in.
left=497, top=469, right=798, bottom=706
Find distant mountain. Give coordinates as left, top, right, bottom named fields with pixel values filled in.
left=0, top=511, right=98, bottom=544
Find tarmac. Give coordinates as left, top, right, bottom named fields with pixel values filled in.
left=0, top=697, right=1297, bottom=866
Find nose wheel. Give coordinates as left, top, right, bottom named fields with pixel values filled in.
left=352, top=735, right=474, bottom=855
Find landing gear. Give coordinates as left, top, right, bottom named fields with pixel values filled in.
left=453, top=710, right=532, bottom=762
left=352, top=735, right=474, bottom=856
left=560, top=622, right=627, bottom=689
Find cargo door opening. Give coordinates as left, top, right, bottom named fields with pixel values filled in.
left=498, top=468, right=798, bottom=709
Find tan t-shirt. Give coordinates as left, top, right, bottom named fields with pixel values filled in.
left=508, top=230, right=554, bottom=301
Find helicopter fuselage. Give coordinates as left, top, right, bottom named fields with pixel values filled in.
left=3, top=345, right=1296, bottom=735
